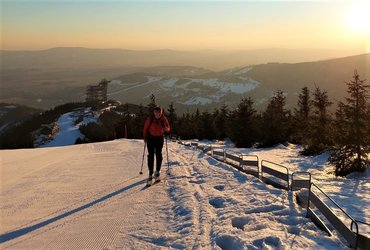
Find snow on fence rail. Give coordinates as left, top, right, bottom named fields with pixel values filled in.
left=308, top=183, right=360, bottom=249
left=179, top=140, right=369, bottom=250
left=291, top=172, right=311, bottom=191
left=261, top=160, right=290, bottom=190
left=240, top=155, right=259, bottom=178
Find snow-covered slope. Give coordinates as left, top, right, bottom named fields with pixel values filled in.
left=108, top=71, right=260, bottom=110
left=34, top=107, right=101, bottom=148
left=38, top=108, right=97, bottom=148
left=2, top=139, right=365, bottom=249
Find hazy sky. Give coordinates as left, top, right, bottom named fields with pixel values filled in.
left=1, top=0, right=369, bottom=52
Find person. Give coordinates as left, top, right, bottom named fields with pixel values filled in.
left=143, top=106, right=170, bottom=184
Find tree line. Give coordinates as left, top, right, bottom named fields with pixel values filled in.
left=162, top=71, right=369, bottom=176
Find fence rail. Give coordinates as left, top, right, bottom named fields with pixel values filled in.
left=291, top=172, right=311, bottom=191
left=308, top=183, right=359, bottom=249
left=240, top=155, right=259, bottom=177
left=261, top=160, right=290, bottom=190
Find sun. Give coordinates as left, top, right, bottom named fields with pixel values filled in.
left=346, top=1, right=370, bottom=36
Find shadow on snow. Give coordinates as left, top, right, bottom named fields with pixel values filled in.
left=0, top=178, right=146, bottom=243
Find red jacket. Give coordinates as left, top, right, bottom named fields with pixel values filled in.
left=143, top=115, right=170, bottom=139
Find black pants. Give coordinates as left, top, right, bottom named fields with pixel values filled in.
left=147, top=136, right=164, bottom=176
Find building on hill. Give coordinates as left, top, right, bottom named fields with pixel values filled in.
left=86, top=79, right=109, bottom=102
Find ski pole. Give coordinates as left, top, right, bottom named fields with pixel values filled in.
left=140, top=141, right=146, bottom=175
left=165, top=135, right=170, bottom=175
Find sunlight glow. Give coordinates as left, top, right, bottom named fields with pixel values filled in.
left=346, top=1, right=370, bottom=36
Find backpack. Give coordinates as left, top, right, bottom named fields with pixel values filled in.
left=146, top=115, right=165, bottom=137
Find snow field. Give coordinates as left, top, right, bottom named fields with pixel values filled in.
left=166, top=144, right=348, bottom=249
left=0, top=139, right=358, bottom=249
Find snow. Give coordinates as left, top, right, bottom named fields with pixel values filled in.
left=0, top=123, right=9, bottom=134
left=161, top=78, right=178, bottom=88
left=1, top=138, right=366, bottom=249
left=108, top=76, right=161, bottom=96
left=200, top=78, right=257, bottom=94
left=159, top=77, right=260, bottom=105
left=233, top=67, right=253, bottom=75
left=108, top=75, right=260, bottom=106
left=4, top=105, right=17, bottom=109
left=109, top=80, right=122, bottom=85
left=39, top=108, right=97, bottom=148
left=181, top=96, right=214, bottom=105
left=145, top=76, right=259, bottom=95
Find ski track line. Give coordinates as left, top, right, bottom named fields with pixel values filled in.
left=189, top=149, right=249, bottom=248
left=3, top=173, right=140, bottom=234
left=166, top=146, right=201, bottom=247
left=169, top=145, right=218, bottom=248
left=182, top=150, right=214, bottom=249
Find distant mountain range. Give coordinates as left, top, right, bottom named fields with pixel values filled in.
left=1, top=47, right=369, bottom=112
left=1, top=47, right=363, bottom=70
left=106, top=53, right=369, bottom=112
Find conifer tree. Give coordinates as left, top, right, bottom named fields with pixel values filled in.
left=177, top=111, right=193, bottom=139
left=136, top=104, right=147, bottom=138
left=329, top=71, right=370, bottom=176
left=212, top=104, right=229, bottom=140
left=199, top=110, right=214, bottom=140
left=303, top=86, right=332, bottom=155
left=261, top=90, right=290, bottom=147
left=291, top=87, right=311, bottom=144
left=193, top=108, right=202, bottom=139
left=167, top=102, right=177, bottom=136
left=229, top=97, right=257, bottom=147
left=147, top=94, right=156, bottom=116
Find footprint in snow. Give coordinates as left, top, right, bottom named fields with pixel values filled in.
left=189, top=179, right=206, bottom=184
left=231, top=217, right=251, bottom=230
left=214, top=185, right=225, bottom=191
left=215, top=235, right=245, bottom=250
left=209, top=197, right=226, bottom=209
left=251, top=236, right=283, bottom=249
left=231, top=216, right=268, bottom=232
left=245, top=204, right=285, bottom=214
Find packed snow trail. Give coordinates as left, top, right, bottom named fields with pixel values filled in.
left=1, top=139, right=348, bottom=249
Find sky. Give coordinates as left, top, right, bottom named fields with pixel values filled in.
left=1, top=0, right=370, bottom=52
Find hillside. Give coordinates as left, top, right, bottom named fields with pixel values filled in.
left=107, top=53, right=370, bottom=112
left=0, top=103, right=41, bottom=135
left=0, top=101, right=144, bottom=149
left=1, top=49, right=369, bottom=111
left=2, top=139, right=367, bottom=249
left=246, top=53, right=370, bottom=109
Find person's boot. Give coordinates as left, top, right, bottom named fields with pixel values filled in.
left=146, top=175, right=154, bottom=187
left=154, top=171, right=161, bottom=182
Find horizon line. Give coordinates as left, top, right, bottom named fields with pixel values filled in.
left=1, top=46, right=367, bottom=53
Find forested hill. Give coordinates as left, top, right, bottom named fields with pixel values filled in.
left=1, top=48, right=369, bottom=111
